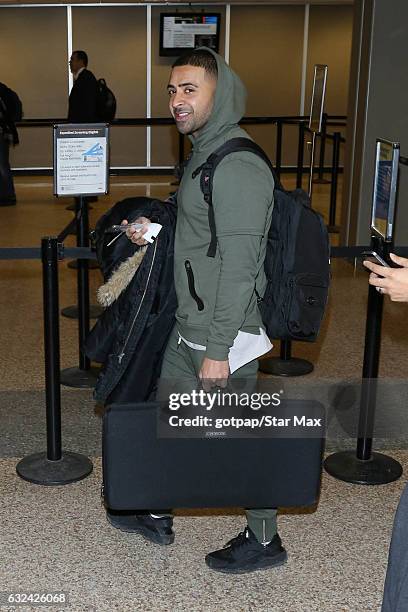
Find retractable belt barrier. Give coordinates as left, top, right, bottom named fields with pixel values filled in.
left=1, top=241, right=408, bottom=486
left=4, top=245, right=408, bottom=261
left=0, top=246, right=96, bottom=259
left=6, top=238, right=95, bottom=486
left=15, top=114, right=346, bottom=225
left=16, top=114, right=347, bottom=383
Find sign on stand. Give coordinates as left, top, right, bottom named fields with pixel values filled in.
left=307, top=64, right=328, bottom=198
left=53, top=124, right=109, bottom=197
left=309, top=65, right=328, bottom=134
left=371, top=139, right=400, bottom=242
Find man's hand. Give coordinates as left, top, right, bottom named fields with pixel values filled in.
left=363, top=253, right=408, bottom=301
left=121, top=216, right=151, bottom=246
left=199, top=357, right=229, bottom=391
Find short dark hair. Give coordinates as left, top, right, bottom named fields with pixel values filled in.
left=172, top=49, right=218, bottom=78
left=73, top=50, right=88, bottom=67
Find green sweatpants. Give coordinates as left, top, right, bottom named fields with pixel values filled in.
left=160, top=327, right=277, bottom=544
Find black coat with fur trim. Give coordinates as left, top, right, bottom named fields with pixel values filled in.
left=85, top=196, right=177, bottom=404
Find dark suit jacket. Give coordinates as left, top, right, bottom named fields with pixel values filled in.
left=68, top=68, right=99, bottom=123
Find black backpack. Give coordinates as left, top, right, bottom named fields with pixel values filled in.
left=97, top=78, right=116, bottom=122
left=0, top=82, right=23, bottom=123
left=193, top=137, right=330, bottom=342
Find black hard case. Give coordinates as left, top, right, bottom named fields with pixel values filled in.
left=102, top=401, right=325, bottom=510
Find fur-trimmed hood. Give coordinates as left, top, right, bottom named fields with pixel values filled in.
left=97, top=247, right=147, bottom=307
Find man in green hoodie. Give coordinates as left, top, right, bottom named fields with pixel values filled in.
left=125, top=48, right=286, bottom=574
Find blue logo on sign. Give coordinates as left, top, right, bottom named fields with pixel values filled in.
left=83, top=143, right=104, bottom=162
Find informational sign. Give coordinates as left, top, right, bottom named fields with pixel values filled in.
left=371, top=139, right=400, bottom=242
left=53, top=124, right=109, bottom=197
left=309, top=65, right=328, bottom=133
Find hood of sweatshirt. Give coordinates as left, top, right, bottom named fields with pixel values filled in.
left=189, top=47, right=247, bottom=152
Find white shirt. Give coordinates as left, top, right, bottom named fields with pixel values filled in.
left=73, top=67, right=85, bottom=81
left=179, top=328, right=272, bottom=374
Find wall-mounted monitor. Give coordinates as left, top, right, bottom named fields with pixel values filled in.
left=160, top=13, right=221, bottom=57
left=371, top=139, right=400, bottom=242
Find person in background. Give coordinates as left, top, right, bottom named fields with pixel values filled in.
left=68, top=51, right=99, bottom=204
left=364, top=253, right=408, bottom=611
left=68, top=51, right=99, bottom=123
left=0, top=81, right=20, bottom=206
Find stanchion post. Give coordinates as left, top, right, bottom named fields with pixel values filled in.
left=43, top=237, right=62, bottom=461
left=258, top=118, right=314, bottom=377
left=62, top=197, right=102, bottom=319
left=296, top=121, right=305, bottom=189
left=308, top=131, right=317, bottom=200
left=16, top=237, right=93, bottom=485
left=258, top=336, right=314, bottom=377
left=77, top=196, right=91, bottom=371
left=327, top=132, right=341, bottom=233
left=258, top=331, right=314, bottom=375
left=356, top=283, right=384, bottom=461
left=314, top=113, right=330, bottom=184
left=60, top=197, right=100, bottom=388
left=280, top=339, right=291, bottom=361
left=318, top=113, right=327, bottom=179
left=324, top=269, right=403, bottom=484
left=275, top=120, right=283, bottom=179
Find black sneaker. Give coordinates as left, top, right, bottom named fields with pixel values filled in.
left=106, top=510, right=175, bottom=545
left=205, top=526, right=287, bottom=574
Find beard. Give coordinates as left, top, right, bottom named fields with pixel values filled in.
left=172, top=104, right=213, bottom=136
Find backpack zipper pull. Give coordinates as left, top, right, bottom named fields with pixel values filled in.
left=118, top=352, right=125, bottom=364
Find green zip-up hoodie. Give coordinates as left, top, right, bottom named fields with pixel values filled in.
left=174, top=48, right=274, bottom=361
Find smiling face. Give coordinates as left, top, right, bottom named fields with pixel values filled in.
left=167, top=65, right=217, bottom=137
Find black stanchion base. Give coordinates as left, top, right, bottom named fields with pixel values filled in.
left=16, top=451, right=93, bottom=486
left=61, top=304, right=103, bottom=319
left=313, top=178, right=331, bottom=184
left=327, top=224, right=340, bottom=234
left=258, top=356, right=314, bottom=376
left=324, top=450, right=403, bottom=485
left=60, top=366, right=100, bottom=388
left=68, top=259, right=99, bottom=270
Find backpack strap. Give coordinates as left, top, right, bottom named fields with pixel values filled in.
left=192, top=137, right=281, bottom=257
